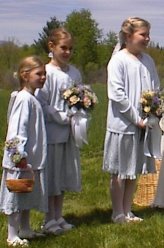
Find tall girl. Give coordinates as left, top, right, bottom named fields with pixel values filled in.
left=0, top=56, right=47, bottom=247
left=103, top=17, right=160, bottom=223
left=36, top=28, right=82, bottom=234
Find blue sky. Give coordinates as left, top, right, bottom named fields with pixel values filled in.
left=0, top=0, right=164, bottom=46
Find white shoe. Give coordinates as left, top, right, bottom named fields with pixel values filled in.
left=7, top=236, right=29, bottom=247
left=56, top=217, right=74, bottom=231
left=111, top=213, right=126, bottom=223
left=125, top=212, right=143, bottom=222
left=41, top=219, right=63, bottom=235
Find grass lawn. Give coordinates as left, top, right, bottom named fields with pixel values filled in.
left=0, top=85, right=164, bottom=248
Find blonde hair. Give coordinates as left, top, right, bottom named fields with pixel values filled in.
left=18, top=56, right=44, bottom=88
left=48, top=27, right=72, bottom=46
left=120, top=17, right=150, bottom=47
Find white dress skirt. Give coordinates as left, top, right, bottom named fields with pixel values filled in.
left=152, top=135, right=164, bottom=207
left=0, top=168, right=48, bottom=215
left=103, top=128, right=155, bottom=179
left=47, top=134, right=81, bottom=196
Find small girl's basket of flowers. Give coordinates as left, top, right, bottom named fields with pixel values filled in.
left=5, top=137, right=34, bottom=193
left=134, top=90, right=164, bottom=206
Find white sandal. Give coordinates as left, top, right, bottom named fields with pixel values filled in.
left=41, top=219, right=63, bottom=235
left=7, top=237, right=29, bottom=247
left=111, top=213, right=126, bottom=223
left=56, top=217, right=74, bottom=231
left=125, top=212, right=143, bottom=222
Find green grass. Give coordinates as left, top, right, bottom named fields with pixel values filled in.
left=0, top=85, right=164, bottom=247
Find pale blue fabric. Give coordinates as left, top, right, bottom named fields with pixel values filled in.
left=0, top=90, right=48, bottom=214
left=2, top=90, right=47, bottom=170
left=36, top=63, right=82, bottom=195
left=103, top=49, right=159, bottom=177
left=106, top=49, right=160, bottom=134
left=36, top=63, right=82, bottom=144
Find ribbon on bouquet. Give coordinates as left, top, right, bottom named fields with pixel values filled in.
left=143, top=115, right=162, bottom=159
left=70, top=108, right=89, bottom=148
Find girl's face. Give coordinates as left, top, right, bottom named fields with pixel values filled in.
left=50, top=38, right=73, bottom=67
left=126, top=26, right=150, bottom=54
left=24, top=66, right=46, bottom=94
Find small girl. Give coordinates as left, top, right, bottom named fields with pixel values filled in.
left=103, top=17, right=160, bottom=223
left=0, top=56, right=47, bottom=247
left=36, top=28, right=82, bottom=234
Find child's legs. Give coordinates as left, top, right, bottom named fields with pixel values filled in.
left=110, top=175, right=125, bottom=217
left=45, top=196, right=56, bottom=222
left=19, top=210, right=30, bottom=231
left=8, top=212, right=20, bottom=240
left=45, top=193, right=64, bottom=222
left=54, top=194, right=64, bottom=220
left=123, top=179, right=136, bottom=215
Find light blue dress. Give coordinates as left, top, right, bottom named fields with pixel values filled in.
left=0, top=90, right=48, bottom=214
left=36, top=64, right=82, bottom=196
left=103, top=49, right=160, bottom=179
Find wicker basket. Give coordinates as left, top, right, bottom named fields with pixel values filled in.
left=133, top=160, right=161, bottom=206
left=6, top=166, right=34, bottom=193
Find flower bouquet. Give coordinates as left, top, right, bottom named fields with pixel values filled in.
left=5, top=136, right=27, bottom=164
left=61, top=84, right=98, bottom=147
left=140, top=90, right=164, bottom=160
left=62, top=84, right=98, bottom=111
left=5, top=137, right=34, bottom=193
left=140, top=90, right=164, bottom=119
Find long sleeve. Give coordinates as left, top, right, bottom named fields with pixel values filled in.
left=7, top=91, right=18, bottom=124
left=36, top=75, right=70, bottom=125
left=3, top=91, right=47, bottom=170
left=3, top=95, right=31, bottom=169
left=7, top=96, right=31, bottom=155
left=108, top=58, right=141, bottom=125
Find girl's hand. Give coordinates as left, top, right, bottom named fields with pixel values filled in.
left=15, top=158, right=28, bottom=169
left=137, top=119, right=146, bottom=129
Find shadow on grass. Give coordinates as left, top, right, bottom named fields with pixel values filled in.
left=64, top=207, right=113, bottom=227
left=65, top=205, right=164, bottom=227
left=133, top=204, right=164, bottom=219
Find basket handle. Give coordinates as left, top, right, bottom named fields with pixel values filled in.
left=17, top=164, right=35, bottom=181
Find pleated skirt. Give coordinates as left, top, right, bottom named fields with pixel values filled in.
left=103, top=129, right=155, bottom=179
left=47, top=134, right=81, bottom=196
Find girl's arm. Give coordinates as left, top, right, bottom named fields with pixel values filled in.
left=6, top=96, right=30, bottom=168
left=108, top=59, right=141, bottom=126
left=36, top=77, right=70, bottom=125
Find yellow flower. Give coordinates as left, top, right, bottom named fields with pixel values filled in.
left=144, top=106, right=151, bottom=113
left=63, top=89, right=72, bottom=99
left=140, top=97, right=148, bottom=105
left=69, top=95, right=80, bottom=105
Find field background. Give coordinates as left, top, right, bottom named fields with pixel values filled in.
left=0, top=85, right=164, bottom=248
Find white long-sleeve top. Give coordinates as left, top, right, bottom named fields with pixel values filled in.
left=2, top=90, right=47, bottom=170
left=106, top=49, right=160, bottom=134
left=36, top=63, right=82, bottom=144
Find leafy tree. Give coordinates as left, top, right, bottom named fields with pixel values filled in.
left=0, top=39, right=21, bottom=88
left=97, top=31, right=117, bottom=67
left=65, top=9, right=102, bottom=72
left=34, top=17, right=62, bottom=54
left=104, top=31, right=117, bottom=47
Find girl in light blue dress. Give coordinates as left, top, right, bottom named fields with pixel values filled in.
left=103, top=17, right=160, bottom=223
left=0, top=56, right=47, bottom=247
left=36, top=28, right=82, bottom=234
